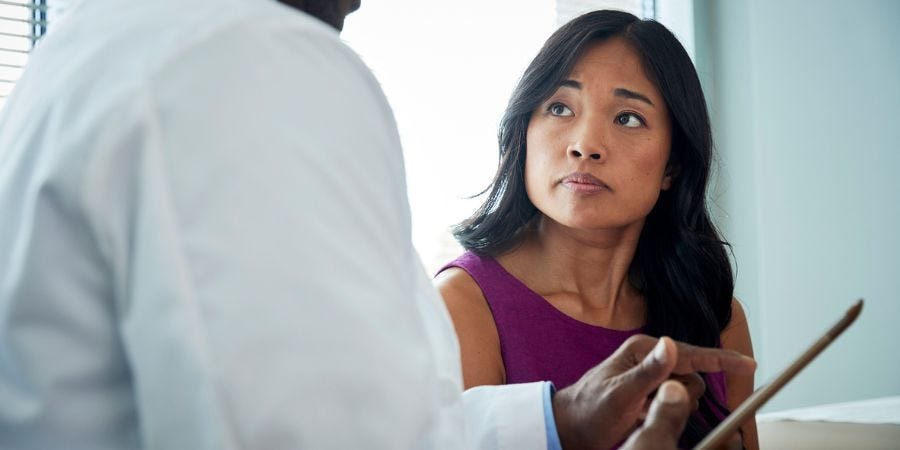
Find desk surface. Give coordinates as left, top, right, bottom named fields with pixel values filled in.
left=756, top=396, right=900, bottom=449
left=758, top=421, right=900, bottom=449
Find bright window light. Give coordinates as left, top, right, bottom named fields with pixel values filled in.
left=342, top=0, right=557, bottom=273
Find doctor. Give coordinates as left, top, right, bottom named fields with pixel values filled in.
left=0, top=0, right=753, bottom=448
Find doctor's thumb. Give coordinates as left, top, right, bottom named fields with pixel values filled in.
left=621, top=380, right=691, bottom=450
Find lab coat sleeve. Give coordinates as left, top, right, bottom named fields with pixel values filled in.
left=463, top=382, right=551, bottom=450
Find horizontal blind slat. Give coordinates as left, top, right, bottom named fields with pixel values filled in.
left=0, top=30, right=33, bottom=39
left=0, top=0, right=47, bottom=10
left=0, top=16, right=47, bottom=26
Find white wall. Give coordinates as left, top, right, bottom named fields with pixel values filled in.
left=695, top=0, right=900, bottom=411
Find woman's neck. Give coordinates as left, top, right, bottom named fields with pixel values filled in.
left=498, top=215, right=646, bottom=328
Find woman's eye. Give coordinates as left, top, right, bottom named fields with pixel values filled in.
left=616, top=113, right=644, bottom=128
left=548, top=103, right=574, bottom=117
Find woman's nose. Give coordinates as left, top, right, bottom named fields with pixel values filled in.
left=568, top=122, right=605, bottom=161
left=569, top=148, right=602, bottom=161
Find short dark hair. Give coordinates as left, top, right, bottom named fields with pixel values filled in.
left=452, top=10, right=734, bottom=446
left=277, top=0, right=353, bottom=30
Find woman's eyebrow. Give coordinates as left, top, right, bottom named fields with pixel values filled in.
left=559, top=79, right=582, bottom=89
left=614, top=87, right=654, bottom=107
left=557, top=81, right=654, bottom=108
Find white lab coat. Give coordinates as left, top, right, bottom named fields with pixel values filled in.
left=0, top=0, right=547, bottom=448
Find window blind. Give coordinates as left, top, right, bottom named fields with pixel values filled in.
left=0, top=0, right=47, bottom=110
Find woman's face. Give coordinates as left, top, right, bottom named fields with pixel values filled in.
left=524, top=38, right=673, bottom=233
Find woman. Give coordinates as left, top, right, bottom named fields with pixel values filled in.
left=435, top=10, right=757, bottom=449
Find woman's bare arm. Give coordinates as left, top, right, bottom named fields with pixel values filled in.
left=434, top=268, right=505, bottom=388
left=720, top=298, right=759, bottom=450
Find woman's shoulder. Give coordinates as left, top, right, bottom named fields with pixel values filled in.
left=434, top=251, right=491, bottom=306
left=435, top=250, right=492, bottom=274
left=721, top=297, right=754, bottom=356
left=725, top=297, right=749, bottom=331
left=435, top=247, right=548, bottom=315
left=434, top=250, right=507, bottom=291
left=434, top=263, right=483, bottom=303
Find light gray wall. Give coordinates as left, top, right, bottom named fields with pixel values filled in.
left=695, top=0, right=900, bottom=411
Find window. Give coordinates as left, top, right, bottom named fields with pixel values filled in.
left=556, top=0, right=696, bottom=59
left=557, top=0, right=655, bottom=25
left=342, top=1, right=558, bottom=274
left=0, top=0, right=47, bottom=111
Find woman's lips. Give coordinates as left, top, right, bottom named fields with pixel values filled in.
left=559, top=172, right=611, bottom=194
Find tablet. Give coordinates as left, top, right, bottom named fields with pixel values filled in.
left=693, top=299, right=864, bottom=450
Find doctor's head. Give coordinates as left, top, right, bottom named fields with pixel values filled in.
left=278, top=0, right=361, bottom=31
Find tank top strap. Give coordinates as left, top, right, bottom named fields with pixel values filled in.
left=436, top=251, right=534, bottom=316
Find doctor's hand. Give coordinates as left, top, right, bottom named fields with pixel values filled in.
left=551, top=335, right=756, bottom=450
left=621, top=380, right=690, bottom=450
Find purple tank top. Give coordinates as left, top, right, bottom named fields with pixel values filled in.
left=438, top=251, right=728, bottom=406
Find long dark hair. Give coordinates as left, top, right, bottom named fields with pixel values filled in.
left=453, top=10, right=734, bottom=446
